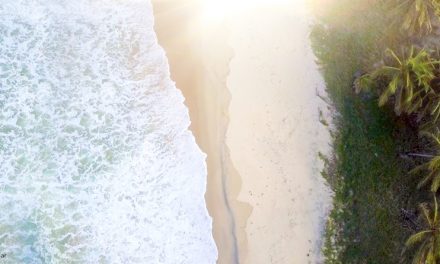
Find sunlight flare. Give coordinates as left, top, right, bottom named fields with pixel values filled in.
left=201, top=0, right=300, bottom=23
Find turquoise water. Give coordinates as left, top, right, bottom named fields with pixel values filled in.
left=0, top=0, right=216, bottom=263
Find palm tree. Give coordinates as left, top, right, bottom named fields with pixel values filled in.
left=406, top=195, right=440, bottom=264
left=421, top=92, right=440, bottom=125
left=356, top=47, right=438, bottom=117
left=411, top=132, right=440, bottom=192
left=394, top=0, right=440, bottom=35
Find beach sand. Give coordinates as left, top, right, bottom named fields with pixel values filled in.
left=152, top=0, right=332, bottom=263
left=226, top=3, right=333, bottom=263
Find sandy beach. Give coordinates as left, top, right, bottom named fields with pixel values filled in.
left=152, top=0, right=332, bottom=263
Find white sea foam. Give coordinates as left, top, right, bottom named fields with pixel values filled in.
left=0, top=0, right=217, bottom=263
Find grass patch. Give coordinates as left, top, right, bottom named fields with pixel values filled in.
left=323, top=96, right=418, bottom=263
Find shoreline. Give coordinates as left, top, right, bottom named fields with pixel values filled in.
left=151, top=1, right=250, bottom=263
left=196, top=13, right=253, bottom=262
left=152, top=1, right=332, bottom=263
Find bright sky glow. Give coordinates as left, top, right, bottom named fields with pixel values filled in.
left=202, top=0, right=301, bottom=23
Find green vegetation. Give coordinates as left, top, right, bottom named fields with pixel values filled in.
left=412, top=133, right=440, bottom=192
left=406, top=195, right=440, bottom=263
left=397, top=0, right=440, bottom=34
left=356, top=47, right=438, bottom=117
left=310, top=0, right=440, bottom=263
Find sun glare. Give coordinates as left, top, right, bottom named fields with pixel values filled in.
left=202, top=0, right=296, bottom=23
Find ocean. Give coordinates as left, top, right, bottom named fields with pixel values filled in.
left=0, top=0, right=217, bottom=263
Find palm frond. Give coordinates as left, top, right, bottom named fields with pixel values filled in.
left=412, top=239, right=429, bottom=264
left=406, top=195, right=440, bottom=264
left=434, top=194, right=438, bottom=224
left=397, top=0, right=439, bottom=34
left=417, top=172, right=433, bottom=189
left=420, top=202, right=433, bottom=226
left=354, top=74, right=374, bottom=94
left=431, top=172, right=440, bottom=191
left=406, top=230, right=432, bottom=247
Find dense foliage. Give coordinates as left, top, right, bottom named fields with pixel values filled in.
left=311, top=0, right=440, bottom=263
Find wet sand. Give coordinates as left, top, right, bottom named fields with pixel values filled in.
left=152, top=0, right=332, bottom=263
left=152, top=1, right=250, bottom=263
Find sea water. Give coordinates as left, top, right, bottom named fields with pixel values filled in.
left=0, top=0, right=217, bottom=263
